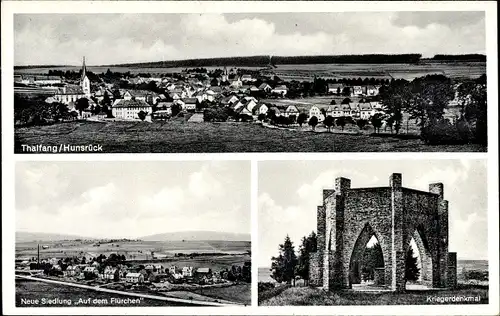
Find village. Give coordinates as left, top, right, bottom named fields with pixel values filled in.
left=14, top=57, right=396, bottom=126
left=15, top=244, right=251, bottom=299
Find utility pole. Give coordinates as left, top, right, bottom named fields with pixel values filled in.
left=37, top=243, right=40, bottom=269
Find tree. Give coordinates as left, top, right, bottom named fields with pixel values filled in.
left=342, top=87, right=352, bottom=97
left=295, top=232, right=317, bottom=285
left=361, top=241, right=384, bottom=281
left=371, top=113, right=384, bottom=134
left=137, top=110, right=147, bottom=121
left=324, top=115, right=335, bottom=132
left=406, top=75, right=455, bottom=131
left=336, top=116, right=346, bottom=131
left=74, top=98, right=90, bottom=117
left=297, top=112, right=308, bottom=127
left=379, top=81, right=409, bottom=134
left=457, top=79, right=487, bottom=145
left=405, top=244, right=420, bottom=282
left=341, top=97, right=352, bottom=105
left=356, top=119, right=368, bottom=130
left=171, top=103, right=183, bottom=117
left=330, top=99, right=337, bottom=105
left=270, top=235, right=298, bottom=285
left=308, top=116, right=319, bottom=131
left=258, top=113, right=266, bottom=122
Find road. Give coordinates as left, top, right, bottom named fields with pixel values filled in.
left=16, top=275, right=240, bottom=306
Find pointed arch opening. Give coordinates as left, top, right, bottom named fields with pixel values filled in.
left=349, top=223, right=386, bottom=289
left=405, top=227, right=433, bottom=290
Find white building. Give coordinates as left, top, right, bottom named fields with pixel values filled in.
left=182, top=266, right=194, bottom=277
left=112, top=99, right=153, bottom=121
left=125, top=272, right=144, bottom=284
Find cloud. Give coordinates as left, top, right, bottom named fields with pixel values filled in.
left=16, top=161, right=250, bottom=238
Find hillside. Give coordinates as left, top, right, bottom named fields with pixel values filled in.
left=16, top=231, right=93, bottom=243
left=140, top=231, right=251, bottom=242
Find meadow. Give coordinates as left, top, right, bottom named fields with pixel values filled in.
left=259, top=284, right=488, bottom=306
left=15, top=120, right=485, bottom=153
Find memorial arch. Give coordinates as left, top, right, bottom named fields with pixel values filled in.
left=309, top=173, right=457, bottom=292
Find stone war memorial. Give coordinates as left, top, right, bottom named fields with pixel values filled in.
left=309, top=173, right=457, bottom=292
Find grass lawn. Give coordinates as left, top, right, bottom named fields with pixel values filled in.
left=191, top=283, right=251, bottom=305
left=260, top=284, right=489, bottom=306
left=15, top=120, right=485, bottom=153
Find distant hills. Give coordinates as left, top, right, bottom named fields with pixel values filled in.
left=16, top=231, right=94, bottom=243
left=140, top=231, right=250, bottom=242
left=14, top=53, right=486, bottom=70
left=16, top=230, right=250, bottom=243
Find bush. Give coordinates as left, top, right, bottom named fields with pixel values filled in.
left=421, top=119, right=474, bottom=145
left=463, top=269, right=488, bottom=281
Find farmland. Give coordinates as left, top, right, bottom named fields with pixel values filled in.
left=16, top=239, right=250, bottom=262
left=14, top=61, right=485, bottom=81
left=15, top=119, right=486, bottom=153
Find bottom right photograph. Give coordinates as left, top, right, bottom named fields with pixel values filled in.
left=258, top=159, right=489, bottom=306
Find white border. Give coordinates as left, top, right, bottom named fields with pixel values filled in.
left=2, top=1, right=498, bottom=315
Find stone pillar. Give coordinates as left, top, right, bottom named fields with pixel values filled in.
left=390, top=173, right=405, bottom=292
left=447, top=252, right=457, bottom=288
left=334, top=178, right=349, bottom=290
left=322, top=189, right=336, bottom=291
left=432, top=181, right=449, bottom=289
left=313, top=205, right=325, bottom=287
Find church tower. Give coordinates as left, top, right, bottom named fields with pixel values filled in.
left=81, top=56, right=91, bottom=97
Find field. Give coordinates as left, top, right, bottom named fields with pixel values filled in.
left=271, top=62, right=486, bottom=81
left=15, top=120, right=486, bottom=153
left=259, top=284, right=488, bottom=306
left=14, top=61, right=485, bottom=81
left=191, top=283, right=251, bottom=305
left=16, top=239, right=251, bottom=261
left=15, top=279, right=183, bottom=307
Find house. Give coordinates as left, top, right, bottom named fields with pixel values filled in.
left=112, top=99, right=153, bottom=121
left=236, top=106, right=253, bottom=117
left=124, top=90, right=160, bottom=105
left=241, top=74, right=255, bottom=82
left=271, top=85, right=288, bottom=96
left=234, top=97, right=258, bottom=112
left=125, top=272, right=144, bottom=284
left=169, top=266, right=177, bottom=274
left=284, top=105, right=300, bottom=118
left=53, top=85, right=87, bottom=104
left=183, top=98, right=198, bottom=111
left=341, top=103, right=354, bottom=116
left=358, top=102, right=375, bottom=119
left=268, top=107, right=281, bottom=116
left=229, top=78, right=243, bottom=88
left=327, top=83, right=344, bottom=94
left=64, top=265, right=80, bottom=277
left=103, top=267, right=120, bottom=281
left=182, top=266, right=194, bottom=278
left=195, top=268, right=212, bottom=278
left=308, top=105, right=324, bottom=122
left=222, top=95, right=239, bottom=107
left=83, top=266, right=98, bottom=276
left=364, top=85, right=380, bottom=96
left=258, top=83, right=272, bottom=93
left=249, top=85, right=260, bottom=93
left=351, top=86, right=364, bottom=96
left=154, top=265, right=164, bottom=273
left=252, top=103, right=269, bottom=116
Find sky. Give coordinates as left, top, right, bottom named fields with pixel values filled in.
left=14, top=11, right=485, bottom=66
left=16, top=161, right=250, bottom=239
left=258, top=159, right=488, bottom=267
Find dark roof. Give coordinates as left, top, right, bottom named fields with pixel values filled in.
left=113, top=99, right=151, bottom=108
left=183, top=97, right=198, bottom=104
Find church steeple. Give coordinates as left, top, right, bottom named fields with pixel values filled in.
left=81, top=56, right=91, bottom=97
left=81, top=56, right=87, bottom=82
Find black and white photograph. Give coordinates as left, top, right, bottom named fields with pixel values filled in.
left=258, top=159, right=489, bottom=305
left=13, top=11, right=487, bottom=153
left=15, top=161, right=251, bottom=307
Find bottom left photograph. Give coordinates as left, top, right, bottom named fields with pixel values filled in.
left=14, top=161, right=251, bottom=307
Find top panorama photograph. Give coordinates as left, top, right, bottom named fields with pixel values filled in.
left=14, top=12, right=487, bottom=153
